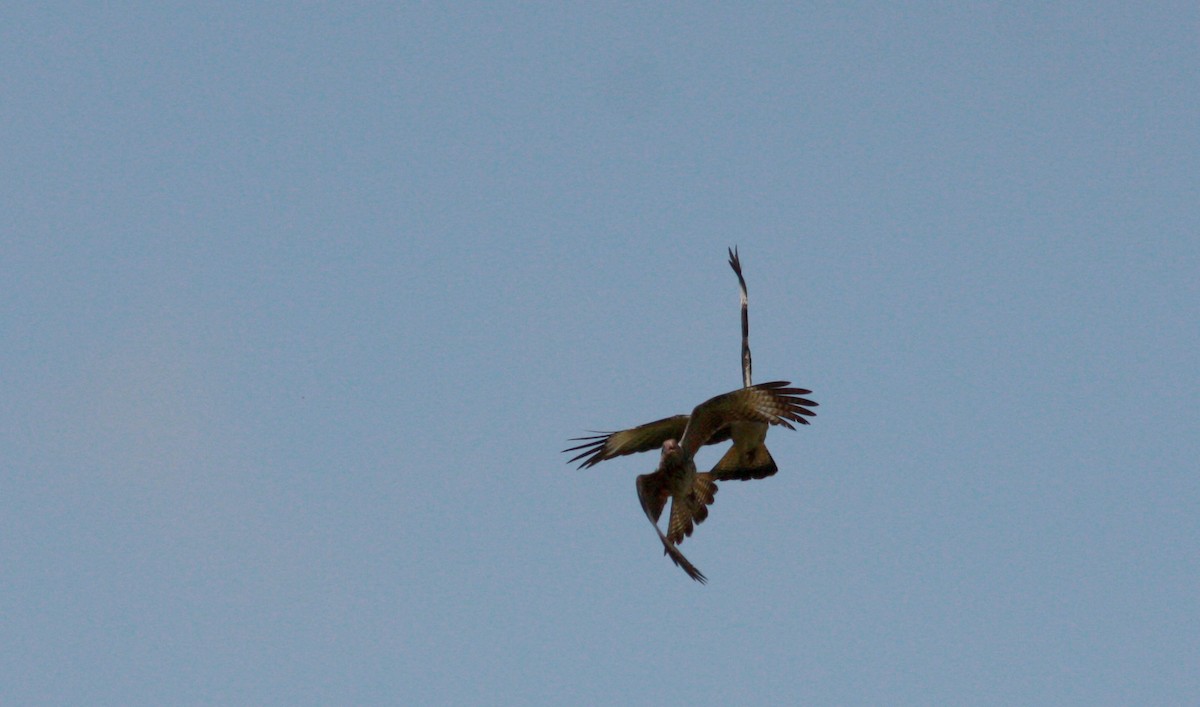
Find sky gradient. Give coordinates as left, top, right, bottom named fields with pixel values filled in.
left=3, top=3, right=1197, bottom=704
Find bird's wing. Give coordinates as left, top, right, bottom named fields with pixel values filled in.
left=636, top=472, right=707, bottom=583
left=563, top=415, right=689, bottom=468
left=728, top=246, right=752, bottom=388
left=666, top=472, right=718, bottom=546
left=679, top=381, right=817, bottom=459
left=714, top=247, right=780, bottom=480
left=564, top=414, right=735, bottom=469
left=636, top=468, right=671, bottom=525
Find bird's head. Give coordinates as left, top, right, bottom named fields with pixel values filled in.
left=660, top=438, right=681, bottom=462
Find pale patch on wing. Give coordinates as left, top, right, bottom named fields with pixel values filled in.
left=679, top=381, right=817, bottom=459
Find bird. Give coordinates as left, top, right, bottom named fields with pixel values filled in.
left=564, top=248, right=812, bottom=480
left=563, top=249, right=819, bottom=581
left=569, top=381, right=817, bottom=582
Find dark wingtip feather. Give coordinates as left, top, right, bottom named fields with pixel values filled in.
left=563, top=432, right=610, bottom=445
left=756, top=380, right=790, bottom=389
left=664, top=547, right=707, bottom=584
left=562, top=436, right=611, bottom=468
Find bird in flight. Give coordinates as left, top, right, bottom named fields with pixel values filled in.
left=566, top=248, right=805, bottom=480
left=566, top=382, right=817, bottom=582
left=563, top=248, right=818, bottom=581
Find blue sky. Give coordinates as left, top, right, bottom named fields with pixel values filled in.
left=3, top=3, right=1197, bottom=704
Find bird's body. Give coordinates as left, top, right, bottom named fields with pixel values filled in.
left=635, top=439, right=711, bottom=582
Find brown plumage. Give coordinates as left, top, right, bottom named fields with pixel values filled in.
left=563, top=249, right=819, bottom=582
left=564, top=248, right=813, bottom=482
left=636, top=469, right=710, bottom=583
left=568, top=381, right=816, bottom=582
left=717, top=246, right=779, bottom=481
left=562, top=388, right=815, bottom=474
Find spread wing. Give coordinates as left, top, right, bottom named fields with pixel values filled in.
left=728, top=246, right=752, bottom=389
left=563, top=415, right=688, bottom=469
left=564, top=248, right=776, bottom=474
left=636, top=472, right=707, bottom=583
left=718, top=246, right=779, bottom=480
left=679, top=381, right=817, bottom=459
left=563, top=415, right=732, bottom=469
left=666, top=472, right=718, bottom=546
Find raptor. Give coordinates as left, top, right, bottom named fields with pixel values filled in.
left=565, top=248, right=805, bottom=480
left=567, top=382, right=817, bottom=582
left=563, top=249, right=818, bottom=581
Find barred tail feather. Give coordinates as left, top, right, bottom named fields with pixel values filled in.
left=667, top=474, right=720, bottom=545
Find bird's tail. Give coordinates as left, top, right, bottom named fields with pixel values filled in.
left=711, top=438, right=778, bottom=481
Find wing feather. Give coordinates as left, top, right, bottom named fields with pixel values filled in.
left=563, top=415, right=689, bottom=469
left=679, top=381, right=818, bottom=458
left=636, top=472, right=707, bottom=583
left=666, top=472, right=719, bottom=545
left=564, top=415, right=735, bottom=469
left=728, top=246, right=752, bottom=389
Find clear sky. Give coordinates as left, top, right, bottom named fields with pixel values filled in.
left=3, top=3, right=1197, bottom=705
